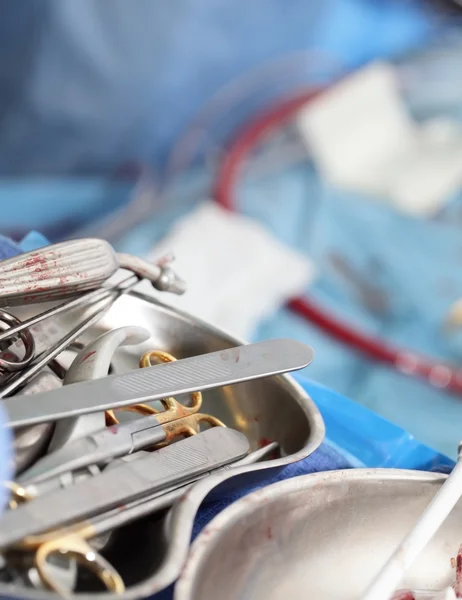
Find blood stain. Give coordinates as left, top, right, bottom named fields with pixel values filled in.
left=258, top=437, right=272, bottom=448
left=81, top=350, right=97, bottom=363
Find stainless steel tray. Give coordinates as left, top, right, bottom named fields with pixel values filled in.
left=175, top=469, right=461, bottom=600
left=0, top=289, right=324, bottom=599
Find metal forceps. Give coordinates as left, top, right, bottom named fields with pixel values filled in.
left=20, top=411, right=225, bottom=485
left=0, top=428, right=249, bottom=551
left=3, top=339, right=314, bottom=427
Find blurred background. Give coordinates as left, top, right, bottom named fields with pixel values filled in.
left=2, top=0, right=462, bottom=457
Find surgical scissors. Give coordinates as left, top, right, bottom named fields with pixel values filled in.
left=105, top=348, right=202, bottom=424
left=14, top=525, right=124, bottom=597
left=5, top=439, right=274, bottom=596
left=21, top=348, right=208, bottom=484
left=2, top=482, right=83, bottom=595
left=12, top=429, right=260, bottom=597
left=0, top=310, right=35, bottom=373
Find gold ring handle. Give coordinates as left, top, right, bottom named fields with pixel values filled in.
left=162, top=413, right=226, bottom=442
left=35, top=534, right=125, bottom=595
left=139, top=350, right=202, bottom=417
left=107, top=349, right=202, bottom=425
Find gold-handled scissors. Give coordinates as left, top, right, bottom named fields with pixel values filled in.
left=105, top=349, right=202, bottom=425
left=17, top=523, right=124, bottom=597
left=9, top=410, right=226, bottom=597
left=3, top=483, right=124, bottom=596
left=7, top=413, right=226, bottom=596
left=18, top=349, right=221, bottom=486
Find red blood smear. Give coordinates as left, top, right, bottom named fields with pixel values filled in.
left=257, top=437, right=279, bottom=459
left=258, top=437, right=272, bottom=448
left=390, top=592, right=415, bottom=600
left=22, top=255, right=48, bottom=270
left=0, top=352, right=18, bottom=363
left=81, top=350, right=97, bottom=363
left=455, top=545, right=462, bottom=597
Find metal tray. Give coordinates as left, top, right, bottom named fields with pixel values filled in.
left=0, top=289, right=324, bottom=599
left=175, top=469, right=462, bottom=600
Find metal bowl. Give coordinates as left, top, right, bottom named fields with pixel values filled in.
left=175, top=469, right=461, bottom=600
left=0, top=289, right=324, bottom=598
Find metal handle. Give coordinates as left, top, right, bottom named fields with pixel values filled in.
left=35, top=534, right=125, bottom=596
left=0, top=310, right=36, bottom=372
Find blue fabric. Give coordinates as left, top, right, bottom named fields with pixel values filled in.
left=0, top=235, right=22, bottom=260
left=300, top=376, right=454, bottom=472
left=0, top=180, right=134, bottom=241
left=0, top=0, right=433, bottom=175
left=0, top=0, right=442, bottom=239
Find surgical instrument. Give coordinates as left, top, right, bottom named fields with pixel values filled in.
left=22, top=345, right=206, bottom=483
left=11, top=432, right=261, bottom=596
left=0, top=428, right=250, bottom=548
left=0, top=240, right=185, bottom=397
left=0, top=310, right=35, bottom=373
left=0, top=238, right=186, bottom=307
left=19, top=442, right=275, bottom=595
left=14, top=369, right=62, bottom=474
left=2, top=338, right=314, bottom=428
left=2, top=483, right=79, bottom=594
left=20, top=412, right=225, bottom=485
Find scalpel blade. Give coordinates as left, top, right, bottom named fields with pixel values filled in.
left=1, top=339, right=313, bottom=429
